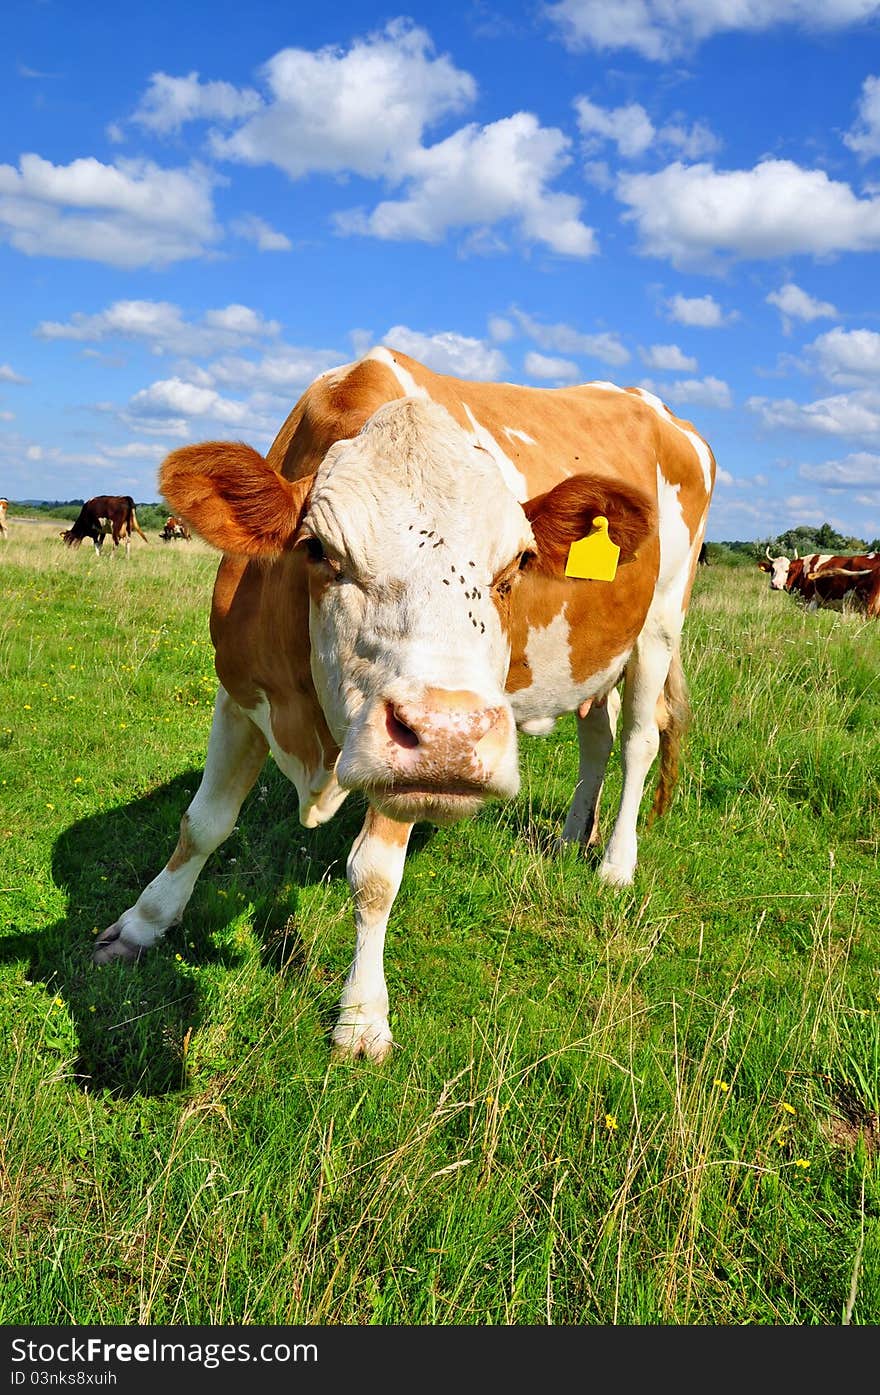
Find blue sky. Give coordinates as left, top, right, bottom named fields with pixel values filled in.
left=3, top=0, right=880, bottom=541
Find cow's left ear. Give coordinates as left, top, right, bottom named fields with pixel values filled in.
left=159, top=442, right=314, bottom=558
left=522, top=473, right=656, bottom=575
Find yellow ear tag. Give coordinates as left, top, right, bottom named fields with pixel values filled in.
left=565, top=516, right=619, bottom=582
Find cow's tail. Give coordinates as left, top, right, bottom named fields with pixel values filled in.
left=129, top=505, right=149, bottom=543
left=647, top=643, right=690, bottom=826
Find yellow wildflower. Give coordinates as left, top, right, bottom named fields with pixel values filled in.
left=605, top=1114, right=618, bottom=1132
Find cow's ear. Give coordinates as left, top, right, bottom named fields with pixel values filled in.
left=159, top=442, right=314, bottom=558
left=522, top=473, right=656, bottom=575
left=757, top=560, right=771, bottom=572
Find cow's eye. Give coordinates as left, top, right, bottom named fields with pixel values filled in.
left=518, top=549, right=534, bottom=570
left=304, top=536, right=327, bottom=563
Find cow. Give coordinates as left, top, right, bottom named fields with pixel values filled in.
left=761, top=546, right=880, bottom=614
left=698, top=542, right=709, bottom=565
left=61, top=496, right=149, bottom=557
left=0, top=498, right=8, bottom=540
left=93, top=346, right=716, bottom=1061
left=160, top=515, right=192, bottom=542
left=801, top=554, right=880, bottom=615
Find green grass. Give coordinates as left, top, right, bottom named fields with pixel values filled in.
left=1, top=519, right=879, bottom=1324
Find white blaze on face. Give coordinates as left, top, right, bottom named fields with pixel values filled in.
left=766, top=556, right=791, bottom=589
left=302, top=398, right=534, bottom=800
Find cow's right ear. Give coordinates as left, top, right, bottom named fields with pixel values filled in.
left=159, top=442, right=314, bottom=558
left=757, top=561, right=771, bottom=572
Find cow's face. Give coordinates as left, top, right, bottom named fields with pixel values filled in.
left=298, top=400, right=534, bottom=824
left=159, top=398, right=656, bottom=828
left=759, top=555, right=791, bottom=589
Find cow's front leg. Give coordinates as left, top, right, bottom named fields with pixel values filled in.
left=333, top=808, right=413, bottom=1064
left=94, top=686, right=268, bottom=963
left=560, top=689, right=621, bottom=848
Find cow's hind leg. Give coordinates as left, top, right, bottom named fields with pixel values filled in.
left=333, top=807, right=413, bottom=1064
left=560, top=689, right=621, bottom=848
left=94, top=686, right=268, bottom=963
left=600, top=628, right=685, bottom=888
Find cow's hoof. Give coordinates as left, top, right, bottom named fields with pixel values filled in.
left=598, top=860, right=634, bottom=888
left=92, top=923, right=143, bottom=965
left=331, top=1019, right=394, bottom=1064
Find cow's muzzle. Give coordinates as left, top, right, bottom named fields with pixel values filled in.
left=338, top=686, right=520, bottom=824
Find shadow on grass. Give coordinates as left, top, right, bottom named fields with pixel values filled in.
left=1, top=765, right=440, bottom=1098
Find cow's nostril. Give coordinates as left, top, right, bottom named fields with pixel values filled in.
left=386, top=704, right=420, bottom=749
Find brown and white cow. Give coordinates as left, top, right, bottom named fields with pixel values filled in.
left=0, top=497, right=8, bottom=540
left=160, top=515, right=192, bottom=542
left=94, top=347, right=715, bottom=1060
left=61, top=495, right=149, bottom=557
left=761, top=546, right=880, bottom=614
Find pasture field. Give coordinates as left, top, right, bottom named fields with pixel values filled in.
left=1, top=518, right=878, bottom=1326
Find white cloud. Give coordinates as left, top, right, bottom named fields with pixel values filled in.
left=766, top=283, right=838, bottom=333
left=844, top=74, right=880, bottom=159
left=575, top=98, right=655, bottom=159
left=148, top=23, right=594, bottom=257
left=36, top=300, right=281, bottom=356
left=806, top=327, right=880, bottom=385
left=665, top=293, right=731, bottom=327
left=206, top=348, right=344, bottom=391
left=0, top=154, right=220, bottom=267
left=379, top=326, right=508, bottom=379
left=122, top=377, right=258, bottom=438
left=231, top=214, right=292, bottom=251
left=574, top=96, right=718, bottom=160
left=639, top=343, right=697, bottom=372
left=512, top=309, right=630, bottom=364
left=336, top=112, right=596, bottom=257
left=748, top=388, right=880, bottom=441
left=210, top=21, right=475, bottom=180
left=640, top=375, right=732, bottom=409
left=524, top=351, right=580, bottom=380
left=799, top=451, right=880, bottom=486
left=617, top=159, right=880, bottom=269
left=130, top=71, right=263, bottom=136
left=0, top=364, right=28, bottom=384
left=488, top=316, right=515, bottom=342
left=546, top=0, right=880, bottom=61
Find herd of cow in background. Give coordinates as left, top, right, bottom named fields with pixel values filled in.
left=1, top=492, right=878, bottom=616
left=0, top=492, right=877, bottom=618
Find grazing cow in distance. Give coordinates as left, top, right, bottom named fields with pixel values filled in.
left=94, top=345, right=715, bottom=1061
left=61, top=496, right=149, bottom=557
left=698, top=542, right=709, bottom=565
left=0, top=498, right=8, bottom=540
left=160, top=515, right=192, bottom=542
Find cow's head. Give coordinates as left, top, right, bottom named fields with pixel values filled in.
left=160, top=398, right=655, bottom=826
left=759, top=545, right=797, bottom=590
